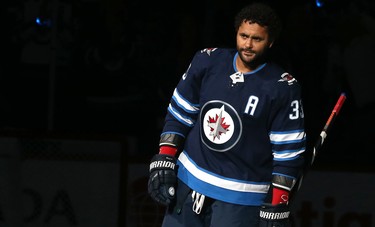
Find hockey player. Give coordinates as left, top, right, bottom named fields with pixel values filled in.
left=148, top=2, right=306, bottom=226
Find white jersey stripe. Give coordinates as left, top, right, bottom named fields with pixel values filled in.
left=178, top=152, right=269, bottom=193
left=269, top=130, right=305, bottom=143
left=168, top=104, right=195, bottom=126
left=273, top=149, right=305, bottom=160
left=173, top=89, right=200, bottom=113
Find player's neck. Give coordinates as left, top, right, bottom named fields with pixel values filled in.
left=236, top=57, right=264, bottom=73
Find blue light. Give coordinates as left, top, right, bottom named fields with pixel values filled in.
left=36, top=17, right=42, bottom=25
left=35, top=17, right=52, bottom=27
left=315, top=0, right=324, bottom=7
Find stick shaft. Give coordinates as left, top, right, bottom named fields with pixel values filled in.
left=323, top=93, right=346, bottom=131
left=311, top=92, right=346, bottom=165
left=296, top=93, right=347, bottom=192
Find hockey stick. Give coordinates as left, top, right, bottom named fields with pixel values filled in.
left=310, top=92, right=347, bottom=165
left=296, top=92, right=347, bottom=190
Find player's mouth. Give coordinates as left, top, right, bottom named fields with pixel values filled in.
left=242, top=50, right=255, bottom=57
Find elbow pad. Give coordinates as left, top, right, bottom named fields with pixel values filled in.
left=159, top=133, right=185, bottom=148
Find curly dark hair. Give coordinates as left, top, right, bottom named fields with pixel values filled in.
left=234, top=2, right=282, bottom=41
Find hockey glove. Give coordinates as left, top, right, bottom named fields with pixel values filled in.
left=147, top=154, right=177, bottom=206
left=259, top=203, right=291, bottom=227
left=259, top=174, right=296, bottom=226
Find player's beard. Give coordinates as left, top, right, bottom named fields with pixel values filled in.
left=238, top=47, right=268, bottom=70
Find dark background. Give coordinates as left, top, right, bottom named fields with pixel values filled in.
left=0, top=0, right=374, bottom=168
left=0, top=0, right=375, bottom=226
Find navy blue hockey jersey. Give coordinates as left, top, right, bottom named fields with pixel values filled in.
left=161, top=48, right=306, bottom=206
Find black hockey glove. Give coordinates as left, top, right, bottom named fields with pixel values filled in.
left=147, top=154, right=177, bottom=206
left=259, top=203, right=291, bottom=227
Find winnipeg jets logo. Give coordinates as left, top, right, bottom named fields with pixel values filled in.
left=207, top=105, right=230, bottom=141
left=278, top=73, right=296, bottom=85
left=200, top=101, right=242, bottom=152
left=201, top=48, right=217, bottom=56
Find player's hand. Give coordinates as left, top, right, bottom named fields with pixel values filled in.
left=147, top=154, right=177, bottom=206
left=259, top=203, right=291, bottom=227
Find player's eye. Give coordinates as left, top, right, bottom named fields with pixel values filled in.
left=240, top=34, right=248, bottom=39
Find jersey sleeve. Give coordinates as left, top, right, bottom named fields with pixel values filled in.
left=269, top=74, right=306, bottom=180
left=161, top=49, right=212, bottom=137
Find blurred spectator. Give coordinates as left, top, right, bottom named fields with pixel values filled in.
left=323, top=0, right=375, bottom=162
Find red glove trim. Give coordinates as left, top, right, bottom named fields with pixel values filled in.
left=272, top=187, right=289, bottom=205
left=159, top=146, right=177, bottom=156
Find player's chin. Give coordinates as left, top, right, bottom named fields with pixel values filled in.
left=240, top=53, right=256, bottom=63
